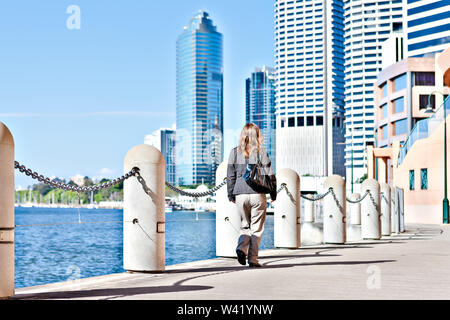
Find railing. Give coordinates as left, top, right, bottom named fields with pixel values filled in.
left=398, top=96, right=450, bottom=166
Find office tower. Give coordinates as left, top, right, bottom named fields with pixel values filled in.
left=274, top=0, right=346, bottom=178
left=144, top=127, right=177, bottom=185
left=245, top=66, right=277, bottom=171
left=176, top=11, right=224, bottom=185
left=404, top=0, right=450, bottom=58
left=343, top=0, right=403, bottom=183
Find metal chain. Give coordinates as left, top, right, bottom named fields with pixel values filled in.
left=301, top=189, right=332, bottom=201
left=368, top=190, right=380, bottom=212
left=14, top=160, right=138, bottom=193
left=164, top=178, right=227, bottom=198
left=329, top=188, right=344, bottom=213
left=277, top=183, right=287, bottom=194
left=345, top=191, right=369, bottom=204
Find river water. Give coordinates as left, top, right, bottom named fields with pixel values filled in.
left=14, top=207, right=274, bottom=288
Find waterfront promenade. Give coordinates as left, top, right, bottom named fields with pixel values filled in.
left=12, top=223, right=450, bottom=300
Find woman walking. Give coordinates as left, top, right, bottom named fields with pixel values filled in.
left=226, top=123, right=277, bottom=267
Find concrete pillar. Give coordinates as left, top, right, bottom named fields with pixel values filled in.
left=380, top=183, right=391, bottom=236
left=215, top=162, right=241, bottom=257
left=123, top=144, right=165, bottom=272
left=378, top=158, right=387, bottom=184
left=323, top=175, right=346, bottom=244
left=0, top=122, right=14, bottom=298
left=274, top=168, right=301, bottom=248
left=349, top=193, right=361, bottom=225
left=303, top=198, right=314, bottom=223
left=361, top=179, right=381, bottom=240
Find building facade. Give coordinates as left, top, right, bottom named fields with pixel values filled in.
left=404, top=0, right=450, bottom=58
left=176, top=11, right=224, bottom=186
left=245, top=66, right=277, bottom=171
left=274, top=0, right=346, bottom=178
left=144, top=127, right=177, bottom=185
left=343, top=0, right=404, bottom=184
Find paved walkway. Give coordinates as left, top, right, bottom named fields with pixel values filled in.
left=13, top=224, right=450, bottom=300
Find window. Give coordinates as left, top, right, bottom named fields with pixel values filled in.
left=409, top=170, right=415, bottom=190
left=297, top=116, right=304, bottom=126
left=288, top=117, right=295, bottom=127
left=306, top=116, right=314, bottom=126
left=381, top=125, right=388, bottom=139
left=393, top=73, right=407, bottom=91
left=393, top=118, right=408, bottom=135
left=380, top=103, right=388, bottom=119
left=281, top=119, right=285, bottom=128
left=419, top=94, right=435, bottom=110
left=316, top=116, right=323, bottom=126
left=393, top=97, right=404, bottom=113
left=420, top=168, right=428, bottom=190
left=414, top=72, right=435, bottom=86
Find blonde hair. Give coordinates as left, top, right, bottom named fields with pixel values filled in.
left=239, top=123, right=264, bottom=158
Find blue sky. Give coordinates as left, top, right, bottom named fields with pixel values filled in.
left=0, top=0, right=275, bottom=189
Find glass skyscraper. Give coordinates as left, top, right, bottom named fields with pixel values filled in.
left=176, top=11, right=224, bottom=186
left=404, top=0, right=450, bottom=58
left=245, top=66, right=277, bottom=171
left=274, top=0, right=346, bottom=178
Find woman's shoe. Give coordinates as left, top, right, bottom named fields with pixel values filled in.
left=236, top=249, right=246, bottom=266
left=248, top=261, right=262, bottom=268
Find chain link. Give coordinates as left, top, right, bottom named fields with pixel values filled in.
left=301, top=189, right=332, bottom=201
left=345, top=191, right=369, bottom=204
left=368, top=190, right=380, bottom=212
left=14, top=161, right=138, bottom=193
left=164, top=178, right=227, bottom=198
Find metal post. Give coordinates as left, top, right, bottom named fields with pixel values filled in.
left=444, top=101, right=449, bottom=224
left=215, top=162, right=240, bottom=257
left=274, top=168, right=301, bottom=248
left=0, top=122, right=14, bottom=298
left=123, top=144, right=165, bottom=272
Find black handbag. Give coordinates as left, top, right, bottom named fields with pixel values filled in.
left=243, top=152, right=274, bottom=194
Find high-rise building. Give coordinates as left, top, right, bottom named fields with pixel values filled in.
left=274, top=0, right=346, bottom=178
left=245, top=66, right=277, bottom=171
left=176, top=11, right=224, bottom=186
left=144, top=126, right=177, bottom=185
left=404, top=0, right=450, bottom=58
left=343, top=0, right=403, bottom=184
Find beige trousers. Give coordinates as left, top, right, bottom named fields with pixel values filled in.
left=235, top=193, right=267, bottom=264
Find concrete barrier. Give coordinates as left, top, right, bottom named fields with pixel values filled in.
left=274, top=168, right=301, bottom=248
left=323, top=175, right=346, bottom=244
left=216, top=162, right=240, bottom=257
left=123, top=144, right=165, bottom=272
left=0, top=122, right=14, bottom=298
left=361, top=179, right=381, bottom=240
left=380, top=183, right=391, bottom=236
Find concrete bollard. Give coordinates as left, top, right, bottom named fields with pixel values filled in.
left=349, top=193, right=361, bottom=225
left=391, top=187, right=398, bottom=233
left=274, top=168, right=301, bottom=248
left=398, top=188, right=405, bottom=232
left=323, top=175, right=346, bottom=244
left=303, top=198, right=314, bottom=222
left=123, top=144, right=165, bottom=272
left=380, top=183, right=391, bottom=236
left=361, top=179, right=381, bottom=240
left=0, top=122, right=14, bottom=298
left=216, top=162, right=241, bottom=257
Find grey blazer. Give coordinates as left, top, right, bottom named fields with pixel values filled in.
left=226, top=147, right=277, bottom=202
